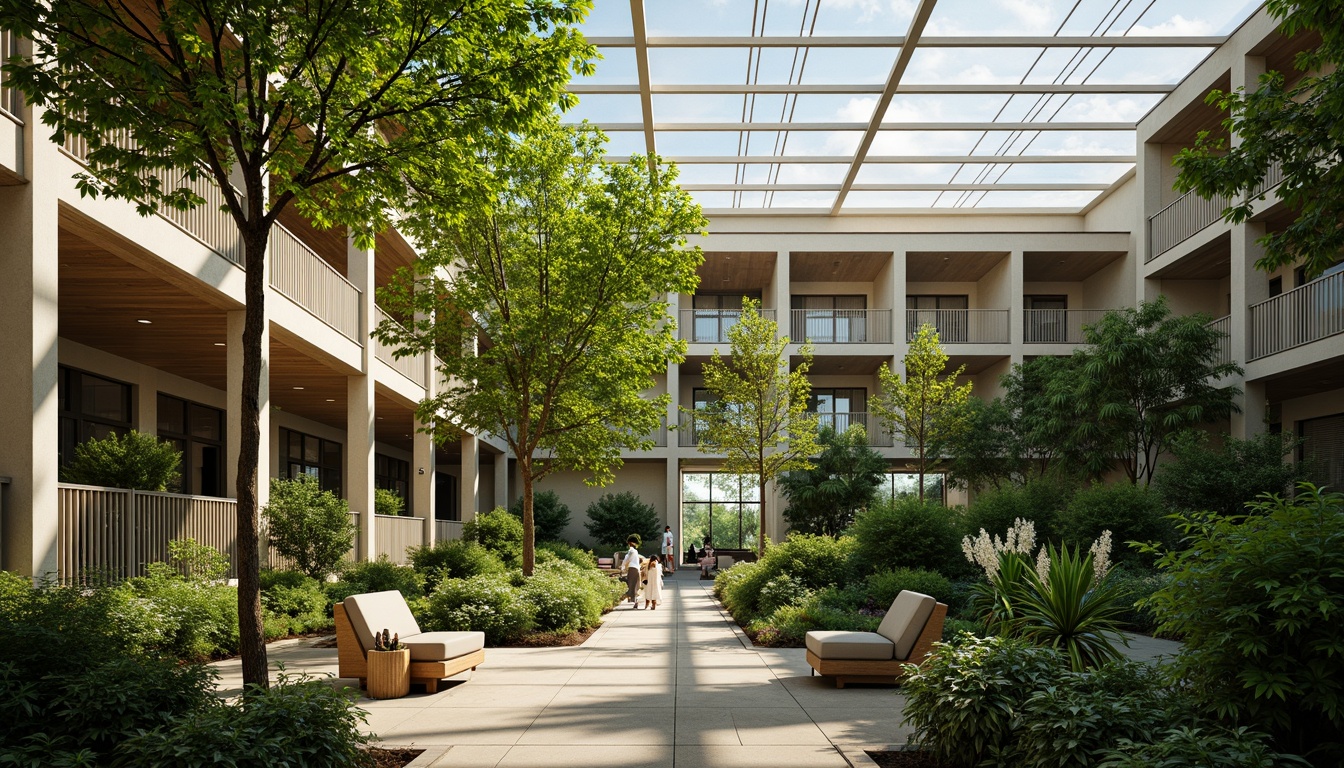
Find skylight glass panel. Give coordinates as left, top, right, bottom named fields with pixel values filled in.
left=1123, top=0, right=1259, bottom=36
left=842, top=191, right=942, bottom=208
left=924, top=0, right=1097, bottom=36
left=881, top=95, right=1016, bottom=123
left=693, top=192, right=738, bottom=209
left=812, top=2, right=915, bottom=35
left=562, top=94, right=643, bottom=124
left=764, top=191, right=838, bottom=209
left=768, top=131, right=863, bottom=156
left=671, top=164, right=751, bottom=186
left=654, top=131, right=751, bottom=156
left=788, top=94, right=879, bottom=123
left=644, top=0, right=755, bottom=35
left=1049, top=94, right=1164, bottom=122
left=904, top=48, right=1040, bottom=85
left=772, top=164, right=849, bottom=184
left=1079, top=47, right=1215, bottom=84
left=993, top=162, right=1135, bottom=184
left=969, top=190, right=1100, bottom=207
left=576, top=47, right=637, bottom=85
left=579, top=2, right=631, bottom=36
left=793, top=48, right=898, bottom=84
left=855, top=164, right=974, bottom=184
left=599, top=132, right=648, bottom=158
left=1020, top=130, right=1135, bottom=155
left=649, top=48, right=750, bottom=85
left=868, top=130, right=985, bottom=156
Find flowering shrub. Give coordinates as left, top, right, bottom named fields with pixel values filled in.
left=537, top=540, right=598, bottom=569
left=462, top=507, right=524, bottom=567
left=422, top=572, right=536, bottom=644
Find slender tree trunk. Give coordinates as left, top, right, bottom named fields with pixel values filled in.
left=758, top=476, right=767, bottom=557
left=521, top=459, right=535, bottom=577
left=237, top=229, right=269, bottom=689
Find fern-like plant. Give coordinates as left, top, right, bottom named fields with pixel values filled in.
left=1015, top=543, right=1128, bottom=672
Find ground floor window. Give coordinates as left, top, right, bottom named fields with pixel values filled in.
left=281, top=428, right=342, bottom=495
left=157, top=393, right=225, bottom=497
left=682, top=472, right=760, bottom=551
left=1300, top=413, right=1344, bottom=490
left=876, top=472, right=945, bottom=504
left=375, top=453, right=411, bottom=515
left=58, top=366, right=133, bottom=469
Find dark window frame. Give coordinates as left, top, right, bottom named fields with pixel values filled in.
left=58, top=366, right=134, bottom=470
left=156, top=393, right=226, bottom=497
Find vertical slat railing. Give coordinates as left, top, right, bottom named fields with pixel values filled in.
left=435, top=520, right=464, bottom=542
left=0, top=30, right=21, bottom=118
left=373, top=306, right=426, bottom=386
left=811, top=412, right=894, bottom=447
left=1249, top=270, right=1344, bottom=360
left=1147, top=189, right=1232, bottom=262
left=1022, top=309, right=1109, bottom=344
left=269, top=223, right=362, bottom=343
left=789, top=309, right=892, bottom=343
left=375, top=514, right=425, bottom=564
left=906, top=309, right=1009, bottom=343
left=1206, top=315, right=1232, bottom=367
left=678, top=309, right=776, bottom=343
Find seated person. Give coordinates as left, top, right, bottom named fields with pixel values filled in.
left=698, top=546, right=717, bottom=579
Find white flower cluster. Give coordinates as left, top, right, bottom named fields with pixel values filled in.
left=961, top=518, right=1037, bottom=579
left=1089, top=529, right=1113, bottom=581
left=1035, top=546, right=1052, bottom=584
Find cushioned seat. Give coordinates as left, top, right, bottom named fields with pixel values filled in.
left=805, top=631, right=894, bottom=660
left=336, top=590, right=486, bottom=694
left=804, top=590, right=947, bottom=688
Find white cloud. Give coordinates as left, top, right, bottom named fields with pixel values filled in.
left=837, top=96, right=878, bottom=122
left=1129, top=14, right=1215, bottom=36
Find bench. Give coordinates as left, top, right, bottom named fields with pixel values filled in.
left=804, top=590, right=947, bottom=688
left=335, top=590, right=486, bottom=694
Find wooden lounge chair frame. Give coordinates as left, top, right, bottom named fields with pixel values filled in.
left=806, top=603, right=947, bottom=688
left=335, top=602, right=485, bottom=694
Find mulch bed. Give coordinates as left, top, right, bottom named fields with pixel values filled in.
left=365, top=747, right=423, bottom=767
left=503, top=624, right=600, bottom=647
left=865, top=748, right=943, bottom=767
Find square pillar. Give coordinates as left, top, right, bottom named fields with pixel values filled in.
left=414, top=415, right=435, bottom=547
left=1007, top=249, right=1024, bottom=345
left=0, top=102, right=60, bottom=577
left=347, top=233, right=376, bottom=561
left=892, top=250, right=908, bottom=347
left=460, top=433, right=479, bottom=523
left=665, top=458, right=679, bottom=564
left=772, top=250, right=791, bottom=340
left=493, top=452, right=509, bottom=510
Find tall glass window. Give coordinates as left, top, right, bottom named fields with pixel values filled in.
left=58, top=366, right=133, bottom=470
left=791, top=295, right=866, bottom=342
left=156, top=393, right=225, bottom=497
left=875, top=472, right=945, bottom=505
left=375, top=453, right=411, bottom=515
left=281, top=428, right=343, bottom=495
left=692, top=294, right=759, bottom=343
left=682, top=472, right=760, bottom=551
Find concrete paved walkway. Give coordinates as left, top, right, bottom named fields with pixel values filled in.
left=212, top=574, right=1183, bottom=767
left=214, top=573, right=911, bottom=767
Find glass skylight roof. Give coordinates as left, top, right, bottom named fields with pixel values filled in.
left=566, top=0, right=1262, bottom=214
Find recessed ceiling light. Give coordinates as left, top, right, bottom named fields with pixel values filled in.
left=214, top=342, right=226, bottom=347
left=292, top=386, right=304, bottom=390
left=325, top=398, right=335, bottom=402
left=136, top=319, right=152, bottom=324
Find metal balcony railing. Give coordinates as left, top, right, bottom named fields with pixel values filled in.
left=373, top=306, right=426, bottom=386
left=270, top=223, right=361, bottom=343
left=811, top=412, right=894, bottom=447
left=790, top=309, right=892, bottom=344
left=1147, top=189, right=1231, bottom=262
left=679, top=308, right=775, bottom=343
left=0, top=30, right=21, bottom=118
left=1022, top=309, right=1108, bottom=344
left=1249, top=270, right=1344, bottom=360
left=1206, top=314, right=1232, bottom=367
left=906, top=309, right=1010, bottom=344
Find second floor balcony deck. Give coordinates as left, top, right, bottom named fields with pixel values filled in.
left=1249, top=269, right=1344, bottom=361
left=907, top=309, right=1009, bottom=344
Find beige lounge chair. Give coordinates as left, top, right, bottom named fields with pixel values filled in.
left=335, top=590, right=485, bottom=694
left=804, top=590, right=947, bottom=688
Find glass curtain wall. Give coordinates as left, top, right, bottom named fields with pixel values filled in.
left=682, top=472, right=761, bottom=551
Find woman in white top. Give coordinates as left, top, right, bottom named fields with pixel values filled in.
left=621, top=538, right=642, bottom=605
left=661, top=526, right=675, bottom=574
left=643, top=554, right=664, bottom=609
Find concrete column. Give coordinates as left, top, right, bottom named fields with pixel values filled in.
left=460, top=433, right=479, bottom=522
left=346, top=233, right=376, bottom=561
left=226, top=309, right=270, bottom=507
left=1138, top=141, right=1166, bottom=301
left=772, top=250, right=791, bottom=340
left=0, top=99, right=59, bottom=578
left=665, top=458, right=680, bottom=564
left=1230, top=222, right=1269, bottom=439
left=1007, top=249, right=1024, bottom=346
left=137, top=381, right=158, bottom=436
left=666, top=289, right=681, bottom=442
left=892, top=250, right=908, bottom=348
left=493, top=451, right=508, bottom=510
left=413, top=415, right=435, bottom=546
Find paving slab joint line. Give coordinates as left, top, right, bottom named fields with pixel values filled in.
left=836, top=743, right=904, bottom=767
left=695, top=579, right=755, bottom=651
left=373, top=744, right=447, bottom=768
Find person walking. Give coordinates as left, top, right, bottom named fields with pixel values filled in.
left=661, top=526, right=676, bottom=574
left=621, top=537, right=642, bottom=606
left=644, top=554, right=664, bottom=610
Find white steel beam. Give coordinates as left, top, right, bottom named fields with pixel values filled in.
left=586, top=35, right=1227, bottom=48
left=570, top=82, right=1175, bottom=94
left=629, top=0, right=657, bottom=163
left=682, top=182, right=1113, bottom=192
left=581, top=121, right=1133, bottom=132
left=607, top=155, right=1136, bottom=164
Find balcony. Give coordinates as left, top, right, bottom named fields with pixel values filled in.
left=1249, top=270, right=1344, bottom=360
left=1022, top=309, right=1108, bottom=344
left=270, top=224, right=362, bottom=343
left=679, top=308, right=776, bottom=343
left=906, top=309, right=1009, bottom=344
left=790, top=309, right=893, bottom=344
left=1147, top=161, right=1284, bottom=263
left=373, top=306, right=426, bottom=386
left=1207, top=314, right=1231, bottom=367
left=677, top=411, right=893, bottom=448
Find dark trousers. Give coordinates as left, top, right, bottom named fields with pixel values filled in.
left=626, top=567, right=641, bottom=601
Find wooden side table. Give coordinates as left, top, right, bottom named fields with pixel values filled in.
left=366, top=649, right=411, bottom=699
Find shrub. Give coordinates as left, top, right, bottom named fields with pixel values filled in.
left=583, top=491, right=661, bottom=551
left=59, top=429, right=182, bottom=491
left=0, top=580, right=217, bottom=765
left=1154, top=430, right=1308, bottom=517
left=518, top=560, right=622, bottom=633
left=509, top=490, right=572, bottom=542
left=260, top=570, right=331, bottom=637
left=716, top=535, right=856, bottom=620
left=1015, top=543, right=1129, bottom=672
left=962, top=478, right=1072, bottom=545
left=264, top=475, right=356, bottom=579
left=751, top=593, right=880, bottom=646
left=757, top=574, right=813, bottom=616
left=537, top=539, right=597, bottom=569
left=902, top=633, right=1064, bottom=766
left=1100, top=726, right=1311, bottom=768
left=118, top=674, right=373, bottom=768
left=864, top=568, right=954, bottom=610
left=1104, top=565, right=1166, bottom=634
left=1056, top=482, right=1172, bottom=567
left=164, top=537, right=231, bottom=581
left=374, top=487, right=405, bottom=517
left=407, top=539, right=506, bottom=592
left=1141, top=484, right=1344, bottom=760
left=422, top=572, right=536, bottom=644
left=327, top=556, right=425, bottom=606
left=1004, top=660, right=1173, bottom=768
left=126, top=564, right=240, bottom=660
left=850, top=496, right=966, bottom=578
left=462, top=507, right=524, bottom=566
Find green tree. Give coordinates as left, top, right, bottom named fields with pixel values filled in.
left=939, top=397, right=1022, bottom=494
left=873, top=324, right=972, bottom=502
left=0, top=0, right=592, bottom=686
left=374, top=488, right=405, bottom=517
left=60, top=430, right=181, bottom=491
left=779, top=424, right=885, bottom=537
left=684, top=299, right=820, bottom=556
left=379, top=118, right=704, bottom=577
left=264, top=476, right=355, bottom=581
left=508, top=490, right=571, bottom=543
left=584, top=491, right=661, bottom=552
left=1051, top=298, right=1242, bottom=485
left=1174, top=1, right=1344, bottom=278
